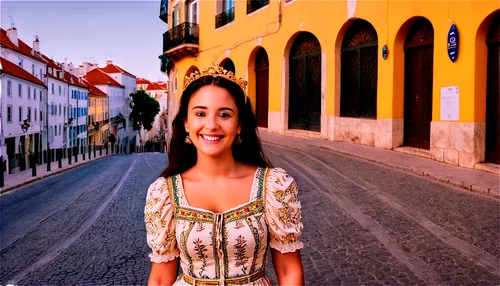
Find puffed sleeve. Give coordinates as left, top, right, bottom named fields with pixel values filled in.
left=264, top=167, right=304, bottom=253
left=144, top=177, right=179, bottom=263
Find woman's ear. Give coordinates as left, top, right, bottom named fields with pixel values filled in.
left=184, top=118, right=189, bottom=133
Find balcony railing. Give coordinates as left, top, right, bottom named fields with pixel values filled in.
left=215, top=7, right=235, bottom=29
left=247, top=0, right=269, bottom=14
left=163, top=22, right=199, bottom=52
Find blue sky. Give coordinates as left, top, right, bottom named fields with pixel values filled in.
left=1, top=1, right=167, bottom=81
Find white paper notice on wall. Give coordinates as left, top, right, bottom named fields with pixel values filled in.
left=440, top=86, right=459, bottom=121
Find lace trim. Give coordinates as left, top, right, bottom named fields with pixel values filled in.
left=149, top=251, right=179, bottom=263
left=269, top=241, right=304, bottom=254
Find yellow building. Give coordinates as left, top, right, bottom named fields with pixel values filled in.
left=159, top=0, right=499, bottom=170
left=84, top=79, right=109, bottom=147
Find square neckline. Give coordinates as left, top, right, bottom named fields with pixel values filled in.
left=175, top=166, right=263, bottom=215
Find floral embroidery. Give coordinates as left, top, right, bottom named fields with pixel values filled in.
left=193, top=238, right=209, bottom=278
left=196, top=222, right=205, bottom=232
left=233, top=235, right=249, bottom=275
left=234, top=220, right=244, bottom=229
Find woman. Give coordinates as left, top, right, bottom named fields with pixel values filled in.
left=144, top=65, right=304, bottom=285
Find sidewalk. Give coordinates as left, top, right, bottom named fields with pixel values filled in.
left=259, top=130, right=500, bottom=198
left=0, top=150, right=113, bottom=195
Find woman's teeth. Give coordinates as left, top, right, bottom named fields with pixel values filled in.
left=201, top=135, right=221, bottom=141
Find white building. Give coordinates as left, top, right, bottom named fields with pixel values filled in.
left=66, top=73, right=89, bottom=151
left=84, top=67, right=124, bottom=152
left=44, top=60, right=68, bottom=151
left=0, top=27, right=48, bottom=173
left=100, top=60, right=136, bottom=152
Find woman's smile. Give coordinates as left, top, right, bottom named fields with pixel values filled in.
left=199, top=134, right=224, bottom=143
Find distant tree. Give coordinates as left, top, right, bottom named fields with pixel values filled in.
left=129, top=89, right=160, bottom=145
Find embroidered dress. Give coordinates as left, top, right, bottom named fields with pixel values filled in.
left=144, top=167, right=304, bottom=285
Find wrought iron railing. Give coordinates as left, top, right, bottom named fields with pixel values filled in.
left=215, top=7, right=235, bottom=29
left=163, top=22, right=199, bottom=52
left=247, top=0, right=269, bottom=14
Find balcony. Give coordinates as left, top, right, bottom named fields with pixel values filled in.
left=215, top=7, right=235, bottom=29
left=162, top=22, right=199, bottom=61
left=247, top=0, right=269, bottom=14
left=159, top=0, right=168, bottom=23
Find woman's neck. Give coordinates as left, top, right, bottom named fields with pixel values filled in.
left=194, top=151, right=239, bottom=178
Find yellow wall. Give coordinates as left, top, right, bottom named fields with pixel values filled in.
left=167, top=0, right=499, bottom=123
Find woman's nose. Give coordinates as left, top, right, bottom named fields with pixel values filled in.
left=204, top=115, right=219, bottom=130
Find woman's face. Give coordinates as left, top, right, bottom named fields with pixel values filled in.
left=184, top=84, right=240, bottom=158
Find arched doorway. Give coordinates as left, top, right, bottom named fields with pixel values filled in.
left=220, top=58, right=235, bottom=73
left=485, top=14, right=500, bottom=164
left=289, top=32, right=322, bottom=132
left=255, top=48, right=269, bottom=128
left=340, top=19, right=378, bottom=118
left=403, top=18, right=434, bottom=150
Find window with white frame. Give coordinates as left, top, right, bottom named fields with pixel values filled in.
left=32, top=64, right=35, bottom=75
left=59, top=85, right=61, bottom=95
left=7, top=80, right=12, bottom=96
left=28, top=86, right=31, bottom=99
left=34, top=108, right=37, bottom=122
left=40, top=90, right=43, bottom=102
left=19, top=106, right=23, bottom=122
left=18, top=84, right=22, bottom=97
left=28, top=107, right=31, bottom=121
left=34, top=88, right=37, bottom=100
left=52, top=83, right=54, bottom=94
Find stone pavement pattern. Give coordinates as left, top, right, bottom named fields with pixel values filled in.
left=259, top=130, right=500, bottom=197
left=0, top=143, right=498, bottom=285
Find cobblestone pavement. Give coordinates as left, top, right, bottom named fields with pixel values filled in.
left=0, top=144, right=498, bottom=285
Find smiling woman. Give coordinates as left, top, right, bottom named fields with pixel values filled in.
left=144, top=65, right=305, bottom=286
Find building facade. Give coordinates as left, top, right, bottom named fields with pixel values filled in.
left=159, top=0, right=499, bottom=170
left=100, top=60, right=136, bottom=152
left=1, top=27, right=48, bottom=173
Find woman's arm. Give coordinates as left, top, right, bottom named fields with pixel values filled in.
left=271, top=249, right=304, bottom=285
left=148, top=259, right=179, bottom=286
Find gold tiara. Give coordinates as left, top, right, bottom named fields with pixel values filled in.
left=183, top=65, right=248, bottom=93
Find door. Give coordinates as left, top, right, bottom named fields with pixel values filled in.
left=255, top=49, right=269, bottom=128
left=6, top=138, right=15, bottom=173
left=485, top=15, right=500, bottom=164
left=289, top=32, right=322, bottom=132
left=404, top=18, right=434, bottom=150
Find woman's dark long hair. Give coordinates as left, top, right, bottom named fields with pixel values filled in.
left=160, top=76, right=272, bottom=178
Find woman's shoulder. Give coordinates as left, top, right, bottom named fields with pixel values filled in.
left=265, top=167, right=296, bottom=192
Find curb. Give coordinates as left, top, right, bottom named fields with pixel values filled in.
left=0, top=155, right=116, bottom=195
left=262, top=139, right=499, bottom=199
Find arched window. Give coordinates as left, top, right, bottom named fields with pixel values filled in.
left=340, top=19, right=378, bottom=118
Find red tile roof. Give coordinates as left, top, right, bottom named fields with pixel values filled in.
left=84, top=68, right=124, bottom=88
left=136, top=77, right=151, bottom=85
left=0, top=57, right=46, bottom=87
left=100, top=62, right=136, bottom=78
left=82, top=78, right=107, bottom=97
left=0, top=28, right=46, bottom=64
left=146, top=83, right=162, bottom=91
left=40, top=54, right=62, bottom=70
left=64, top=72, right=87, bottom=89
left=156, top=82, right=168, bottom=90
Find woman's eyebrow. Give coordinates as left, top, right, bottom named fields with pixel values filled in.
left=219, top=107, right=234, bottom=112
left=191, top=106, right=207, bottom=110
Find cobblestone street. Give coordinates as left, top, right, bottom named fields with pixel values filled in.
left=0, top=144, right=499, bottom=285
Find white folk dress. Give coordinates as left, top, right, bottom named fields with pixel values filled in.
left=144, top=167, right=304, bottom=285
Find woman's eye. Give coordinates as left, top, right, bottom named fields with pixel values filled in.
left=195, top=112, right=205, bottom=117
left=218, top=113, right=230, bottom=118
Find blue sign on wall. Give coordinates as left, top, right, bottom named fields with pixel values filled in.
left=447, top=23, right=459, bottom=62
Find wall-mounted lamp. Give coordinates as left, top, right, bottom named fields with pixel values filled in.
left=20, top=119, right=31, bottom=133
left=382, top=45, right=388, bottom=60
